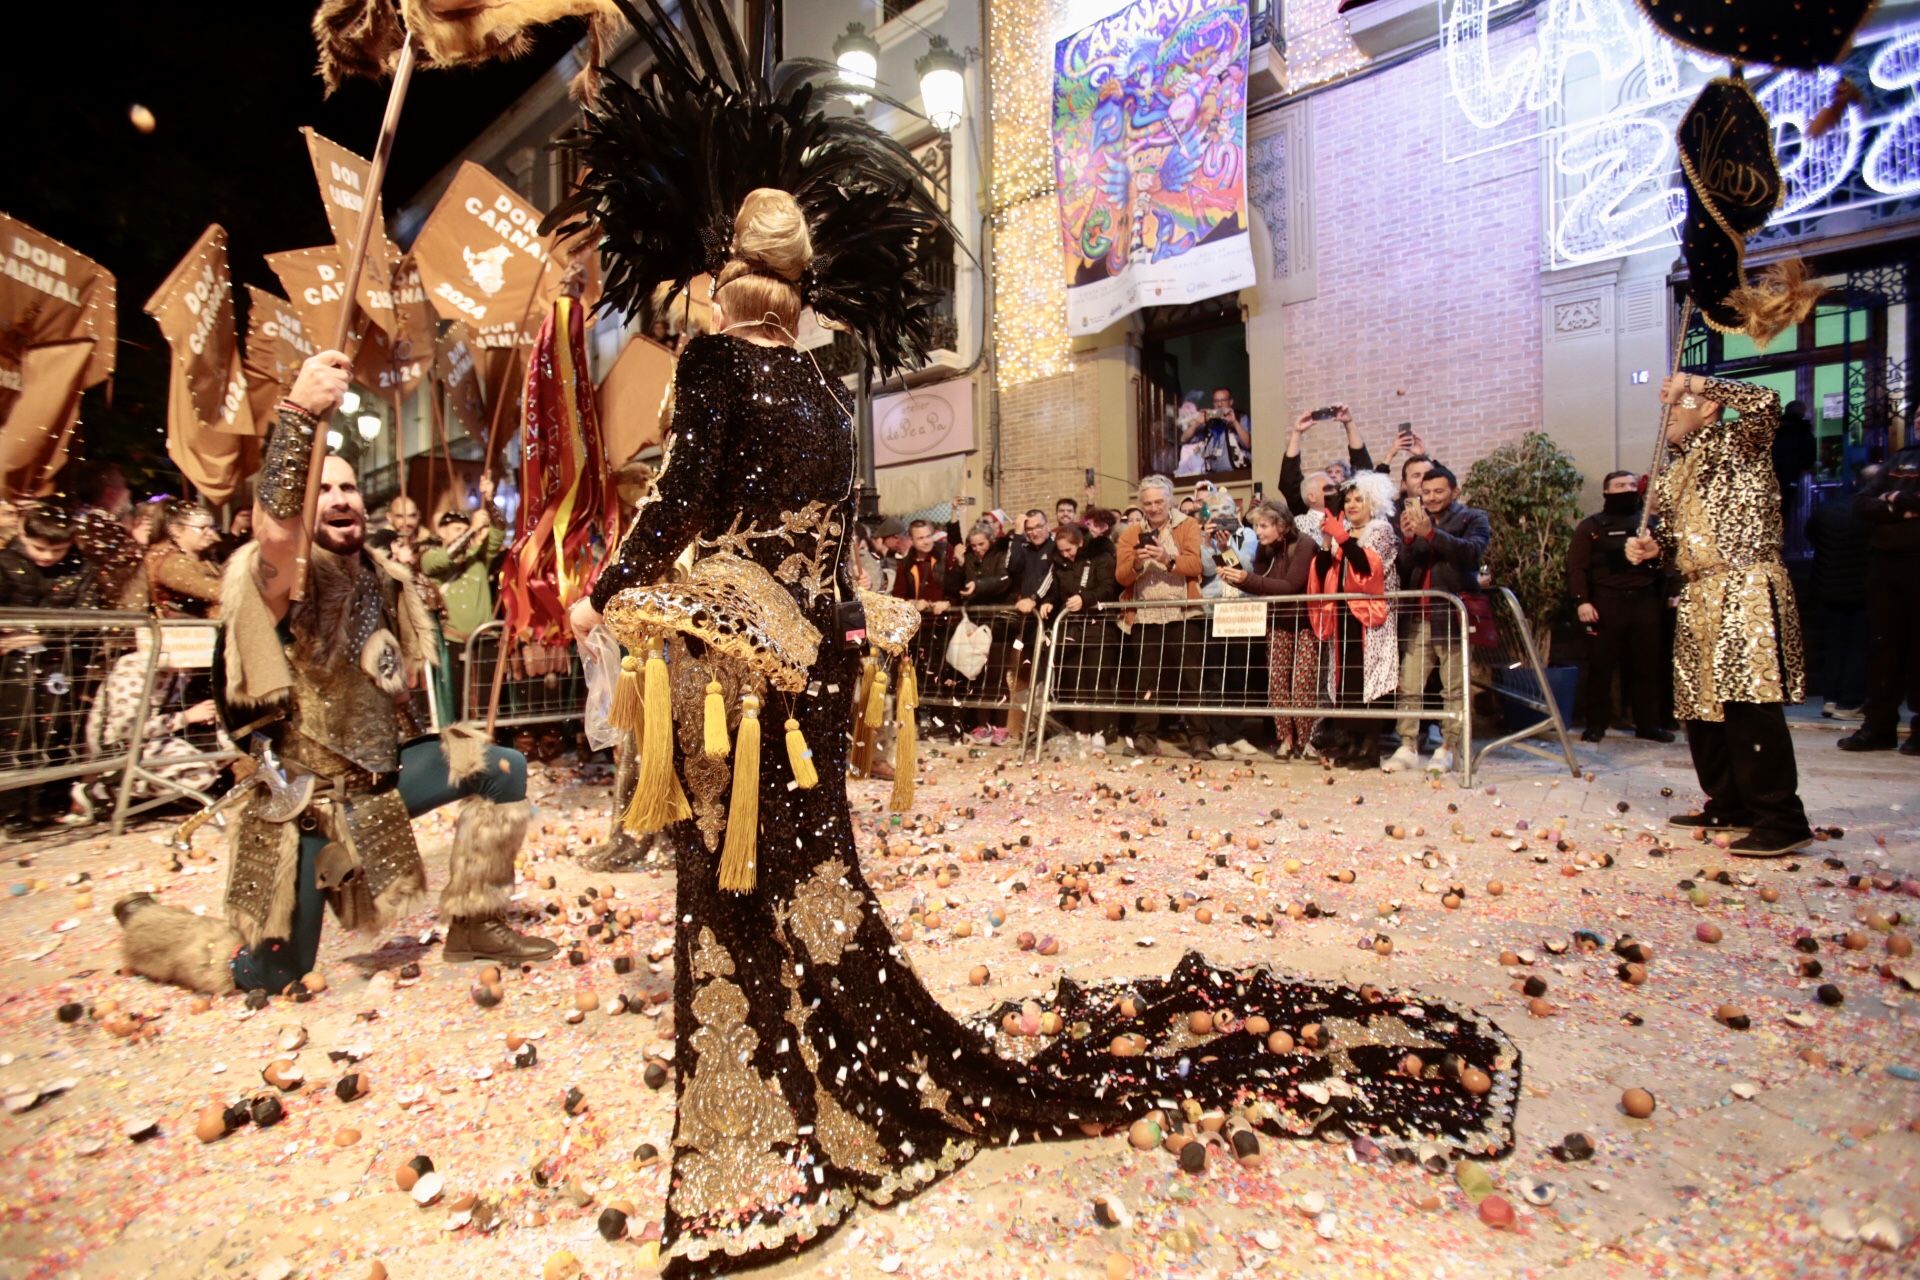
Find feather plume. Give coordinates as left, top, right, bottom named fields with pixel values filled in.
left=544, top=0, right=963, bottom=377
left=1726, top=258, right=1826, bottom=350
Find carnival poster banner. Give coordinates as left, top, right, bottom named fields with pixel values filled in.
left=1052, top=0, right=1255, bottom=335
left=144, top=224, right=255, bottom=436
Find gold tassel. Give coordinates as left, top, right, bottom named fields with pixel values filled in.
left=850, top=657, right=877, bottom=778
left=608, top=654, right=643, bottom=732
left=889, top=659, right=917, bottom=813
left=1727, top=258, right=1827, bottom=350
left=624, top=638, right=691, bottom=835
left=717, top=695, right=761, bottom=893
left=865, top=666, right=889, bottom=728
left=703, top=680, right=729, bottom=759
left=785, top=718, right=819, bottom=789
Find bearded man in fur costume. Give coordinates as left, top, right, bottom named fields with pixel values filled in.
left=115, top=350, right=556, bottom=995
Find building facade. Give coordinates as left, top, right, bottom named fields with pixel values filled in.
left=386, top=0, right=1920, bottom=536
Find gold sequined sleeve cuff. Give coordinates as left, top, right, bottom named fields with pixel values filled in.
left=258, top=406, right=321, bottom=521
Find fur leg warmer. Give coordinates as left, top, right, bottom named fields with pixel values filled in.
left=441, top=721, right=492, bottom=786
left=120, top=903, right=241, bottom=994
left=440, top=797, right=530, bottom=918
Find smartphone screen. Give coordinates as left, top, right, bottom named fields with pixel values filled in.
left=1084, top=466, right=1096, bottom=487
left=1252, top=481, right=1265, bottom=501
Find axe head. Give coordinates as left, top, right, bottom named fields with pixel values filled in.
left=254, top=773, right=315, bottom=825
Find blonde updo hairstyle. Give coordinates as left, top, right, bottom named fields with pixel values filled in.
left=713, top=188, right=812, bottom=342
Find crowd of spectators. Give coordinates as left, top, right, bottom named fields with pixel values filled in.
left=850, top=412, right=1500, bottom=770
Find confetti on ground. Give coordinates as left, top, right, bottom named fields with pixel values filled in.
left=0, top=727, right=1914, bottom=1279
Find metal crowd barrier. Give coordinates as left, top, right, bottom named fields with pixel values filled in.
left=461, top=620, right=589, bottom=729
left=1468, top=587, right=1581, bottom=781
left=0, top=610, right=155, bottom=829
left=107, top=617, right=241, bottom=832
left=1024, top=590, right=1576, bottom=786
left=901, top=602, right=1053, bottom=758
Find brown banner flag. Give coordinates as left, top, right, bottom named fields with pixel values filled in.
left=435, top=322, right=488, bottom=441
left=353, top=256, right=432, bottom=397
left=0, top=213, right=116, bottom=420
left=595, top=333, right=675, bottom=466
left=412, top=162, right=553, bottom=330
left=301, top=128, right=401, bottom=330
left=144, top=225, right=255, bottom=437
left=166, top=359, right=254, bottom=506
left=265, top=246, right=375, bottom=356
left=0, top=339, right=92, bottom=497
left=242, top=286, right=315, bottom=427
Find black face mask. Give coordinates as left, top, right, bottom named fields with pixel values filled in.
left=1603, top=491, right=1642, bottom=517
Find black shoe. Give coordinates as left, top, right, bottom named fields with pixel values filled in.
left=1668, top=811, right=1752, bottom=833
left=1902, top=734, right=1920, bottom=757
left=1728, top=829, right=1814, bottom=858
left=1581, top=727, right=1605, bottom=743
left=1837, top=732, right=1897, bottom=752
left=1634, top=728, right=1676, bottom=744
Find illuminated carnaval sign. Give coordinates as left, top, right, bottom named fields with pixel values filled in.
left=1440, top=0, right=1920, bottom=267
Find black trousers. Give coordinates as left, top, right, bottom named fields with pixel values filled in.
left=1860, top=561, right=1920, bottom=740
left=1128, top=618, right=1203, bottom=739
left=1686, top=701, right=1811, bottom=839
left=1583, top=586, right=1662, bottom=732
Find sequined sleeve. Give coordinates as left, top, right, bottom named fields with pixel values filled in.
left=592, top=338, right=733, bottom=610
left=1699, top=376, right=1780, bottom=455
left=73, top=510, right=143, bottom=603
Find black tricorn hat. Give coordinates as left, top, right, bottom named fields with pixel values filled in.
left=1635, top=0, right=1875, bottom=70
left=1677, top=78, right=1823, bottom=343
left=1678, top=78, right=1780, bottom=332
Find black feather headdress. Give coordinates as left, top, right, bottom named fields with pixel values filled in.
left=543, top=0, right=961, bottom=378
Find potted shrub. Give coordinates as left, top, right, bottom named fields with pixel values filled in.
left=1462, top=432, right=1584, bottom=729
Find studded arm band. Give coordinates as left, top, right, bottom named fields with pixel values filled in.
left=258, top=405, right=321, bottom=521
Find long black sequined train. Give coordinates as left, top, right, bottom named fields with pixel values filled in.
left=591, top=334, right=1520, bottom=1274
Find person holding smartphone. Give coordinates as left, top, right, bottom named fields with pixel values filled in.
left=1280, top=404, right=1375, bottom=517
left=1179, top=387, right=1252, bottom=474
left=1114, top=475, right=1205, bottom=757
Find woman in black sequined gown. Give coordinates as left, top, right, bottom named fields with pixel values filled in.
left=573, top=193, right=1519, bottom=1275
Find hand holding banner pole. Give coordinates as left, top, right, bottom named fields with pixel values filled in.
left=291, top=37, right=418, bottom=603
left=1638, top=298, right=1694, bottom=541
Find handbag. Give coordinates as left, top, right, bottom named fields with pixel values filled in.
left=1462, top=590, right=1500, bottom=652
left=944, top=611, right=993, bottom=680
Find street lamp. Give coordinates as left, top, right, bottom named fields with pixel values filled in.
left=833, top=21, right=879, bottom=108
left=916, top=35, right=966, bottom=132
left=325, top=429, right=344, bottom=453
left=339, top=389, right=362, bottom=415
left=356, top=413, right=382, bottom=442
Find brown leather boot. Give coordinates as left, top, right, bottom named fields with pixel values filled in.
left=443, top=916, right=559, bottom=964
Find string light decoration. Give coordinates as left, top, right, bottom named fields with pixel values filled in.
left=988, top=0, right=1072, bottom=386
left=1283, top=0, right=1368, bottom=91
left=993, top=199, right=1074, bottom=386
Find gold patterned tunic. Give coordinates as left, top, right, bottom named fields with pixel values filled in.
left=1653, top=376, right=1806, bottom=722
left=596, top=336, right=1522, bottom=1278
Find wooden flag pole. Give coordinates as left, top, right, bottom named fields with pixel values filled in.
left=292, top=38, right=419, bottom=603
left=479, top=253, right=556, bottom=485
left=1639, top=297, right=1696, bottom=540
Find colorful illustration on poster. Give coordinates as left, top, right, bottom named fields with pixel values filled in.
left=1052, top=0, right=1257, bottom=335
